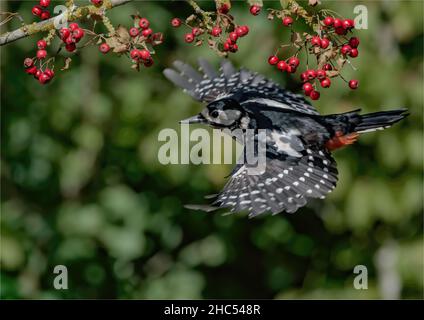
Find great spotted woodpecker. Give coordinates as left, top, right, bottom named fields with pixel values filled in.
left=164, top=59, right=408, bottom=217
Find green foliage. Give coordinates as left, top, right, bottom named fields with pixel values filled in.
left=1, top=1, right=423, bottom=299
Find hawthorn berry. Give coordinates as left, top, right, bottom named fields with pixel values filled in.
left=91, top=0, right=103, bottom=6
left=282, top=16, right=293, bottom=26
left=192, top=27, right=201, bottom=36
left=128, top=27, right=139, bottom=37
left=310, top=90, right=320, bottom=100
left=184, top=33, right=194, bottom=43
left=306, top=69, right=317, bottom=80
left=333, top=18, right=343, bottom=28
left=342, top=19, right=355, bottom=30
left=349, top=37, right=360, bottom=48
left=323, top=16, right=334, bottom=26
left=300, top=72, right=308, bottom=82
left=40, top=11, right=50, bottom=20
left=286, top=65, right=296, bottom=73
left=139, top=18, right=150, bottom=29
left=211, top=27, right=222, bottom=37
left=35, top=69, right=42, bottom=79
left=223, top=42, right=231, bottom=51
left=36, top=49, right=47, bottom=59
left=38, top=72, right=51, bottom=84
left=303, top=82, right=313, bottom=95
left=32, top=5, right=42, bottom=16
left=230, top=43, right=239, bottom=53
left=72, top=28, right=84, bottom=41
left=235, top=26, right=249, bottom=37
left=277, top=60, right=288, bottom=71
left=99, top=43, right=110, bottom=54
left=349, top=79, right=359, bottom=89
left=316, top=69, right=326, bottom=80
left=320, top=77, right=331, bottom=88
left=144, top=58, right=154, bottom=67
left=139, top=49, right=151, bottom=60
left=288, top=57, right=300, bottom=68
left=171, top=18, right=181, bottom=28
left=250, top=5, right=261, bottom=16
left=44, top=68, right=54, bottom=79
left=229, top=32, right=238, bottom=42
left=25, top=66, right=38, bottom=75
left=130, top=49, right=141, bottom=60
left=349, top=48, right=359, bottom=58
left=24, top=58, right=34, bottom=68
left=64, top=36, right=74, bottom=45
left=335, top=27, right=347, bottom=35
left=218, top=4, right=230, bottom=14
left=37, top=39, right=47, bottom=49
left=65, top=43, right=76, bottom=52
left=40, top=0, right=50, bottom=7
left=142, top=28, right=153, bottom=37
left=60, top=28, right=71, bottom=40
left=69, top=23, right=79, bottom=31
left=320, top=38, right=330, bottom=49
left=323, top=63, right=333, bottom=71
left=311, top=36, right=321, bottom=47
left=340, top=45, right=352, bottom=56
left=268, top=56, right=279, bottom=65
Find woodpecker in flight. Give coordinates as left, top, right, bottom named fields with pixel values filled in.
left=164, top=59, right=408, bottom=217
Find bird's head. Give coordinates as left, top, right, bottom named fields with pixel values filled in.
left=180, top=98, right=249, bottom=129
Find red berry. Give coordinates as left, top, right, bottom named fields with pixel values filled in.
left=32, top=5, right=42, bottom=16
left=288, top=56, right=300, bottom=68
left=25, top=66, right=38, bottom=75
left=141, top=28, right=152, bottom=37
left=306, top=69, right=317, bottom=80
left=323, top=63, right=333, bottom=71
left=171, top=18, right=181, bottom=28
left=139, top=18, right=150, bottom=29
left=39, top=0, right=50, bottom=7
left=349, top=37, right=360, bottom=48
left=35, top=69, right=42, bottom=79
left=320, top=77, right=331, bottom=88
left=37, top=39, right=47, bottom=49
left=24, top=58, right=34, bottom=68
left=44, top=68, right=54, bottom=78
left=349, top=48, right=359, bottom=58
left=130, top=49, right=141, bottom=60
left=184, top=33, right=194, bottom=43
left=282, top=16, right=293, bottom=26
left=192, top=27, right=201, bottom=36
left=268, top=55, right=279, bottom=65
left=340, top=44, right=352, bottom=56
left=36, top=49, right=47, bottom=59
left=349, top=79, right=359, bottom=89
left=286, top=65, right=296, bottom=73
left=129, top=27, right=139, bottom=37
left=311, top=36, right=321, bottom=47
left=139, top=49, right=151, bottom=60
left=65, top=43, right=76, bottom=52
left=218, top=4, right=230, bottom=14
left=72, top=28, right=84, bottom=41
left=250, top=5, right=261, bottom=16
left=333, top=18, right=343, bottom=28
left=40, top=11, right=50, bottom=20
left=144, top=58, right=154, bottom=67
left=310, top=90, right=320, bottom=100
left=211, top=26, right=222, bottom=37
left=240, top=25, right=249, bottom=36
left=323, top=16, right=334, bottom=26
left=64, top=36, right=74, bottom=45
left=303, top=82, right=313, bottom=95
left=38, top=72, right=51, bottom=84
left=277, top=60, right=288, bottom=71
left=69, top=23, right=79, bottom=31
left=99, top=43, right=110, bottom=53
left=320, top=38, right=330, bottom=49
left=223, top=42, right=231, bottom=51
left=230, top=43, right=238, bottom=53
left=60, top=28, right=71, bottom=40
left=229, top=32, right=238, bottom=42
left=300, top=72, right=308, bottom=82
left=91, top=0, right=103, bottom=6
left=342, top=19, right=355, bottom=30
left=335, top=27, right=347, bottom=35
left=316, top=69, right=326, bottom=80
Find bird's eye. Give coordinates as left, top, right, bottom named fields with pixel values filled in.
left=210, top=110, right=219, bottom=118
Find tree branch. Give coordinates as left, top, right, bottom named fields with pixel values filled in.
left=0, top=0, right=132, bottom=46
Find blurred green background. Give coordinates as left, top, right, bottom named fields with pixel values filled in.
left=1, top=1, right=423, bottom=299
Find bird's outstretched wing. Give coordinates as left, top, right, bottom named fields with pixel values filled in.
left=163, top=59, right=319, bottom=115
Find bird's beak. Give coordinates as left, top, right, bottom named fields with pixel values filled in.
left=179, top=114, right=206, bottom=124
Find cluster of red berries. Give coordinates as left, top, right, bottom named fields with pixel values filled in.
left=59, top=23, right=85, bottom=53
left=31, top=0, right=51, bottom=20
left=268, top=55, right=299, bottom=74
left=322, top=16, right=355, bottom=35
left=129, top=48, right=153, bottom=67
left=23, top=40, right=55, bottom=85
left=221, top=25, right=249, bottom=53
left=249, top=5, right=261, bottom=16
left=299, top=66, right=333, bottom=100
left=129, top=17, right=153, bottom=39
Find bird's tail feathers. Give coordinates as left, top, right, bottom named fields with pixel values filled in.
left=355, top=108, right=409, bottom=133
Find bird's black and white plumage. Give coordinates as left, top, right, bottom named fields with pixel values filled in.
left=164, top=59, right=408, bottom=217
